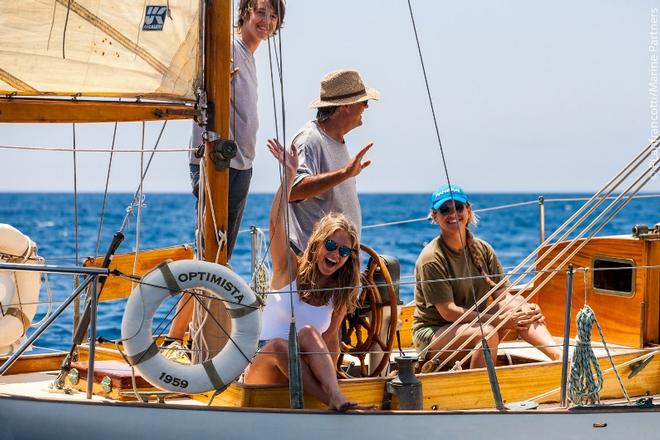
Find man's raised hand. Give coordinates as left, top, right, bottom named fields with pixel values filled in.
left=344, top=143, right=373, bottom=178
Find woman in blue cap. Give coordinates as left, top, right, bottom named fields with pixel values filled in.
left=412, top=184, right=561, bottom=369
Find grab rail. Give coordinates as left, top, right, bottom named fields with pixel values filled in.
left=0, top=263, right=109, bottom=401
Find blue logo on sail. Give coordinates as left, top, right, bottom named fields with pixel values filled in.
left=143, top=5, right=167, bottom=31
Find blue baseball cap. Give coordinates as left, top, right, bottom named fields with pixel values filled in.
left=430, top=184, right=469, bottom=210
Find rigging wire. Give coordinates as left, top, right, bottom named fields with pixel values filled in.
left=439, top=157, right=660, bottom=370
left=94, top=121, right=119, bottom=257
left=267, top=12, right=295, bottom=295
left=244, top=29, right=286, bottom=293
left=70, top=121, right=81, bottom=331
left=118, top=121, right=168, bottom=234
left=265, top=2, right=304, bottom=409
left=267, top=38, right=280, bottom=140
left=271, top=9, right=298, bottom=329
left=131, top=122, right=147, bottom=288
left=407, top=0, right=504, bottom=408
left=422, top=138, right=660, bottom=369
left=71, top=123, right=79, bottom=267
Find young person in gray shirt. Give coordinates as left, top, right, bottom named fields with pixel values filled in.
left=164, top=0, right=285, bottom=356
left=189, top=0, right=285, bottom=259
left=286, top=69, right=380, bottom=254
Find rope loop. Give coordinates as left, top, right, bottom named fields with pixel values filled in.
left=568, top=305, right=604, bottom=406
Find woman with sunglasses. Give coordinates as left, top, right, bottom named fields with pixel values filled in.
left=243, top=139, right=362, bottom=411
left=412, top=184, right=561, bottom=370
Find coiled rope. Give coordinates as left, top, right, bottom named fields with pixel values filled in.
left=568, top=305, right=630, bottom=406
left=250, top=227, right=271, bottom=305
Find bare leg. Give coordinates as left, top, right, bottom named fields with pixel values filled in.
left=244, top=328, right=359, bottom=411
left=244, top=338, right=329, bottom=402
left=166, top=293, right=194, bottom=340
left=297, top=326, right=356, bottom=410
left=243, top=338, right=290, bottom=384
left=499, top=299, right=562, bottom=361
left=518, top=323, right=562, bottom=361
left=428, top=323, right=499, bottom=369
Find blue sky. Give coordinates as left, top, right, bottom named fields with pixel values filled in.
left=1, top=0, right=658, bottom=194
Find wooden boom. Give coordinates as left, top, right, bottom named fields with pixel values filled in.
left=0, top=98, right=195, bottom=123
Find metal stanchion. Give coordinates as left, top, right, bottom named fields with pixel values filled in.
left=560, top=264, right=574, bottom=407
left=538, top=195, right=545, bottom=244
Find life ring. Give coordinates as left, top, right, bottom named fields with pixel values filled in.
left=0, top=224, right=42, bottom=350
left=121, top=259, right=262, bottom=394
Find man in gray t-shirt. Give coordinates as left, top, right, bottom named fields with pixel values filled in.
left=287, top=69, right=381, bottom=252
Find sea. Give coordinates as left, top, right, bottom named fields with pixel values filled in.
left=1, top=192, right=658, bottom=351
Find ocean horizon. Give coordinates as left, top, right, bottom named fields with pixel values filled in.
left=1, top=192, right=658, bottom=349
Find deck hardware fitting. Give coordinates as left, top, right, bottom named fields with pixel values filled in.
left=101, top=376, right=112, bottom=393
left=628, top=354, right=655, bottom=379
left=504, top=401, right=539, bottom=411
left=67, top=368, right=79, bottom=385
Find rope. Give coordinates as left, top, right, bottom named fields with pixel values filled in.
left=199, top=159, right=225, bottom=263
left=250, top=227, right=271, bottom=304
left=567, top=306, right=603, bottom=405
left=568, top=305, right=630, bottom=406
left=29, top=272, right=53, bottom=328
left=196, top=157, right=205, bottom=259
left=62, top=0, right=72, bottom=59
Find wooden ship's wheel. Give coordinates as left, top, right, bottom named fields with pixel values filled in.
left=338, top=244, right=398, bottom=377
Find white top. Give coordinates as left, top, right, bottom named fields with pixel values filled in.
left=260, top=280, right=334, bottom=340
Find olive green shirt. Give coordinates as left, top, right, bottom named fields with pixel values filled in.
left=412, top=235, right=507, bottom=331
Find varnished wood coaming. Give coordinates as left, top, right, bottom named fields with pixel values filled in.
left=83, top=244, right=193, bottom=301
left=537, top=236, right=660, bottom=348
left=0, top=352, right=65, bottom=375
left=5, top=344, right=659, bottom=412
left=198, top=349, right=659, bottom=411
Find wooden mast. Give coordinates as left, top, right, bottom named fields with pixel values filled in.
left=203, top=0, right=230, bottom=265
left=193, top=0, right=232, bottom=359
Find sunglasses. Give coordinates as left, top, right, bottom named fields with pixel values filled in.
left=438, top=201, right=466, bottom=215
left=324, top=239, right=354, bottom=257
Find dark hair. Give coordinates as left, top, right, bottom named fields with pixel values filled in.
left=316, top=106, right=338, bottom=122
left=237, top=0, right=286, bottom=33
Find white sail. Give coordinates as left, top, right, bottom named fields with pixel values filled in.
left=0, top=0, right=201, bottom=100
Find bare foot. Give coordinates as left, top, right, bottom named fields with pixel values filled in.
left=334, top=400, right=360, bottom=412
left=329, top=396, right=378, bottom=412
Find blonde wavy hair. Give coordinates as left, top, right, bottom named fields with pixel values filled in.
left=297, top=213, right=360, bottom=314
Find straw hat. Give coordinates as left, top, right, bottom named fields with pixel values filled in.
left=309, top=69, right=381, bottom=108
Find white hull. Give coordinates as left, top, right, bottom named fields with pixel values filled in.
left=1, top=394, right=659, bottom=440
